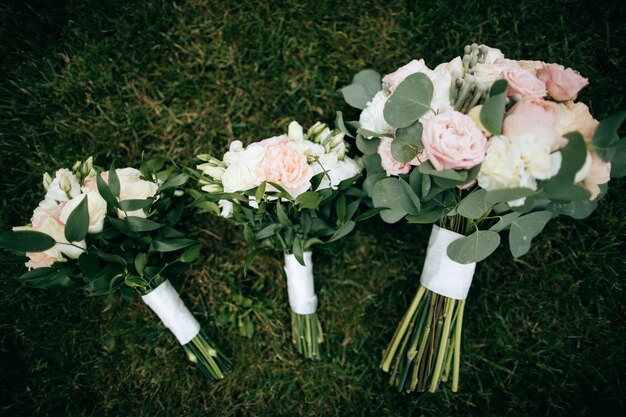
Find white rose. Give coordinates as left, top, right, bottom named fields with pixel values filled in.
left=326, top=157, right=360, bottom=189
left=45, top=168, right=81, bottom=202
left=359, top=91, right=393, bottom=137
left=59, top=192, right=107, bottom=234
left=222, top=143, right=266, bottom=192
left=218, top=199, right=234, bottom=218
left=111, top=168, right=158, bottom=218
left=383, top=59, right=432, bottom=93
left=426, top=65, right=453, bottom=115
left=30, top=199, right=86, bottom=260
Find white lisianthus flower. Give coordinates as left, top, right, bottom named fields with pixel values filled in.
left=288, top=121, right=304, bottom=141
left=222, top=142, right=266, bottom=192
left=59, top=192, right=107, bottom=234
left=359, top=91, right=393, bottom=137
left=326, top=157, right=360, bottom=189
left=218, top=199, right=234, bottom=218
left=45, top=168, right=81, bottom=202
left=478, top=134, right=562, bottom=206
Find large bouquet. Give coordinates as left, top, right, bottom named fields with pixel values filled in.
left=0, top=158, right=231, bottom=381
left=340, top=44, right=625, bottom=392
left=193, top=121, right=368, bottom=359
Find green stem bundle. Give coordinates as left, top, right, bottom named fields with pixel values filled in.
left=380, top=286, right=466, bottom=393
left=291, top=311, right=324, bottom=359
left=183, top=330, right=232, bottom=381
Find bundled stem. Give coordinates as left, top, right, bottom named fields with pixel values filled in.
left=380, top=287, right=466, bottom=393
left=291, top=311, right=324, bottom=359
left=183, top=330, right=232, bottom=381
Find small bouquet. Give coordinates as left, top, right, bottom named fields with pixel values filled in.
left=0, top=157, right=231, bottom=381
left=341, top=44, right=625, bottom=392
left=193, top=121, right=367, bottom=359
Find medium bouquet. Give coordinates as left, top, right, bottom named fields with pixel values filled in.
left=193, top=120, right=368, bottom=359
left=0, top=157, right=231, bottom=380
left=340, top=43, right=625, bottom=392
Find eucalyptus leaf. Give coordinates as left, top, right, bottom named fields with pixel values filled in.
left=383, top=73, right=433, bottom=128
left=335, top=111, right=355, bottom=138
left=447, top=230, right=500, bottom=264
left=406, top=209, right=444, bottom=224
left=508, top=211, right=553, bottom=258
left=457, top=189, right=492, bottom=219
left=480, top=80, right=508, bottom=135
left=610, top=138, right=626, bottom=178
left=356, top=135, right=380, bottom=155
left=341, top=84, right=371, bottom=110
left=391, top=122, right=423, bottom=163
left=353, top=69, right=382, bottom=97
left=543, top=132, right=589, bottom=199
left=489, top=212, right=522, bottom=232
left=418, top=161, right=467, bottom=181
left=485, top=188, right=535, bottom=205
left=591, top=111, right=626, bottom=161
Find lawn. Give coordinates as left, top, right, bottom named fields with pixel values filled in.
left=1, top=0, right=625, bottom=416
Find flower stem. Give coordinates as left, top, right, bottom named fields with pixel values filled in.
left=183, top=330, right=232, bottom=381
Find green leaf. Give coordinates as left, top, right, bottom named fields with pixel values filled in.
left=64, top=195, right=89, bottom=242
left=108, top=163, right=120, bottom=197
left=180, top=244, right=201, bottom=263
left=292, top=237, right=305, bottom=265
left=447, top=230, right=501, bottom=264
left=384, top=72, right=433, bottom=128
left=353, top=69, right=382, bottom=97
left=118, top=198, right=153, bottom=212
left=551, top=200, right=598, bottom=219
left=125, top=216, right=163, bottom=232
left=255, top=223, right=282, bottom=240
left=78, top=252, right=100, bottom=279
left=327, top=220, right=356, bottom=243
left=335, top=111, right=355, bottom=138
left=152, top=238, right=197, bottom=252
left=489, top=212, right=522, bottom=232
left=399, top=178, right=421, bottom=215
left=336, top=194, right=347, bottom=223
left=295, top=191, right=323, bottom=209
left=592, top=111, right=626, bottom=161
left=543, top=132, right=589, bottom=199
left=0, top=230, right=56, bottom=252
left=371, top=177, right=408, bottom=223
left=480, top=79, right=508, bottom=135
left=457, top=189, right=492, bottom=220
left=94, top=250, right=127, bottom=266
left=18, top=268, right=73, bottom=288
left=341, top=84, right=372, bottom=110
left=485, top=187, right=536, bottom=205
left=508, top=211, right=553, bottom=258
left=97, top=173, right=119, bottom=210
left=158, top=173, right=188, bottom=191
left=354, top=207, right=386, bottom=221
left=418, top=161, right=468, bottom=181
left=406, top=209, right=444, bottom=224
left=276, top=202, right=292, bottom=227
left=134, top=252, right=147, bottom=275
left=391, top=122, right=423, bottom=163
left=610, top=138, right=626, bottom=177
left=356, top=135, right=380, bottom=155
left=243, top=247, right=266, bottom=275
left=255, top=181, right=266, bottom=203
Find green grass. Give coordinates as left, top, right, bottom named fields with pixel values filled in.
left=1, top=0, right=625, bottom=415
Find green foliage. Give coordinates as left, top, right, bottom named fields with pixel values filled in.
left=383, top=73, right=434, bottom=128
left=479, top=79, right=508, bottom=135
left=447, top=230, right=501, bottom=263
left=64, top=195, right=89, bottom=242
left=0, top=230, right=56, bottom=252
left=340, top=69, right=382, bottom=110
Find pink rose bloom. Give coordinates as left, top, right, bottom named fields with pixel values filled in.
left=501, top=67, right=547, bottom=98
left=536, top=63, right=589, bottom=101
left=259, top=141, right=313, bottom=199
left=382, top=59, right=432, bottom=94
left=503, top=98, right=566, bottom=150
left=582, top=152, right=611, bottom=200
left=517, top=60, right=544, bottom=75
left=25, top=250, right=63, bottom=269
left=377, top=136, right=413, bottom=176
left=422, top=111, right=487, bottom=171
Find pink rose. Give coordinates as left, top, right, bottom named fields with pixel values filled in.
left=258, top=141, right=313, bottom=199
left=377, top=136, right=412, bottom=176
left=422, top=111, right=487, bottom=171
left=503, top=98, right=566, bottom=150
left=536, top=63, right=589, bottom=101
left=582, top=152, right=611, bottom=200
left=382, top=59, right=432, bottom=94
left=517, top=60, right=544, bottom=75
left=501, top=67, right=547, bottom=98
left=25, top=250, right=63, bottom=269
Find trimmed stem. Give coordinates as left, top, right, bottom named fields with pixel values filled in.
left=291, top=311, right=323, bottom=359
left=183, top=330, right=232, bottom=381
left=452, top=299, right=466, bottom=392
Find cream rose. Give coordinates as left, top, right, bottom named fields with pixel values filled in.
left=556, top=102, right=598, bottom=141
left=222, top=141, right=266, bottom=193
left=59, top=192, right=107, bottom=234
left=421, top=111, right=487, bottom=171
left=382, top=59, right=431, bottom=94
left=581, top=152, right=611, bottom=200
left=258, top=141, right=313, bottom=199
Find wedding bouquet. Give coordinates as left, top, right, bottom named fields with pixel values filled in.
left=340, top=44, right=625, bottom=392
left=193, top=120, right=368, bottom=359
left=0, top=157, right=231, bottom=381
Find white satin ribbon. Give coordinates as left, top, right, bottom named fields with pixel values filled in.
left=420, top=225, right=476, bottom=300
left=141, top=279, right=201, bottom=345
left=284, top=252, right=318, bottom=315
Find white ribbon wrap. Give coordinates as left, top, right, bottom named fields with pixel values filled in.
left=284, top=252, right=318, bottom=315
left=141, top=279, right=201, bottom=345
left=419, top=225, right=476, bottom=300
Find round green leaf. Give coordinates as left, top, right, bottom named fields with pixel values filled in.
left=383, top=72, right=433, bottom=128
left=447, top=230, right=501, bottom=264
left=508, top=211, right=553, bottom=258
